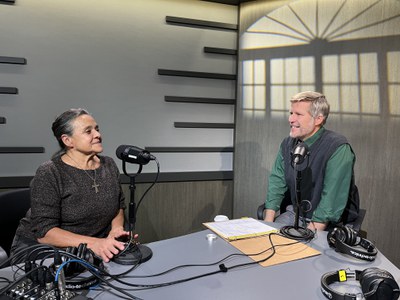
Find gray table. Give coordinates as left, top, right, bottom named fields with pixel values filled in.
left=1, top=223, right=399, bottom=299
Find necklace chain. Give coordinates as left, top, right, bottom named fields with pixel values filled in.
left=65, top=153, right=100, bottom=193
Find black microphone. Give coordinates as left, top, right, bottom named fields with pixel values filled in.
left=116, top=145, right=155, bottom=165
left=292, top=142, right=309, bottom=165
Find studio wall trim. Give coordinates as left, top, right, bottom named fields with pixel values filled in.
left=204, top=47, right=237, bottom=55
left=1, top=53, right=33, bottom=154
left=201, top=0, right=247, bottom=5
left=0, top=56, right=27, bottom=65
left=145, top=147, right=233, bottom=153
left=121, top=171, right=233, bottom=184
left=0, top=0, right=15, bottom=4
left=159, top=5, right=237, bottom=161
left=165, top=16, right=237, bottom=31
left=174, top=122, right=234, bottom=129
left=165, top=96, right=235, bottom=105
left=0, top=87, right=18, bottom=94
left=0, top=147, right=45, bottom=154
left=158, top=69, right=236, bottom=80
left=0, top=171, right=234, bottom=189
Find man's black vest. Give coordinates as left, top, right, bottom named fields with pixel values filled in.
left=281, top=129, right=359, bottom=224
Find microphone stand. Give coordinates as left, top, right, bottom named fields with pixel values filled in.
left=280, top=158, right=314, bottom=241
left=293, top=169, right=302, bottom=230
left=113, top=160, right=153, bottom=265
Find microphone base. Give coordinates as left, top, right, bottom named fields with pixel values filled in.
left=280, top=225, right=314, bottom=241
left=112, top=244, right=153, bottom=265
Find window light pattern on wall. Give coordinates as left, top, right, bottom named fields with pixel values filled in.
left=242, top=59, right=266, bottom=110
left=270, top=56, right=315, bottom=112
left=387, top=51, right=400, bottom=116
left=322, top=53, right=379, bottom=115
left=240, top=0, right=400, bottom=116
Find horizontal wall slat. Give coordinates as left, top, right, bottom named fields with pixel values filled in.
left=158, top=69, right=236, bottom=80
left=165, top=16, right=237, bottom=31
left=0, top=87, right=18, bottom=94
left=174, top=122, right=234, bottom=129
left=0, top=171, right=234, bottom=188
left=0, top=56, right=27, bottom=64
left=165, top=96, right=235, bottom=105
left=0, top=117, right=5, bottom=124
left=0, top=0, right=15, bottom=4
left=204, top=47, right=237, bottom=55
left=0, top=147, right=45, bottom=153
left=145, top=147, right=233, bottom=153
left=201, top=0, right=242, bottom=5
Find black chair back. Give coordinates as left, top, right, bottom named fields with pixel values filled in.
left=0, top=188, right=31, bottom=256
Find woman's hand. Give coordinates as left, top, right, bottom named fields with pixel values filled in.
left=107, top=226, right=129, bottom=240
left=88, top=235, right=128, bottom=262
left=89, top=229, right=139, bottom=262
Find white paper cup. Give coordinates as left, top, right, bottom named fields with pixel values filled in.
left=214, top=215, right=229, bottom=222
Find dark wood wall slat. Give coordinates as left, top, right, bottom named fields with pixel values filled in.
left=134, top=180, right=233, bottom=244
left=165, top=16, right=237, bottom=31
left=158, top=69, right=236, bottom=80
left=0, top=147, right=45, bottom=153
left=0, top=117, right=6, bottom=124
left=0, top=87, right=18, bottom=94
left=0, top=56, right=27, bottom=65
left=165, top=96, right=235, bottom=105
left=174, top=122, right=234, bottom=129
left=204, top=47, right=237, bottom=55
left=145, top=146, right=233, bottom=153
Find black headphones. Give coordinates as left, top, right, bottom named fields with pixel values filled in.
left=321, top=268, right=400, bottom=300
left=327, top=225, right=378, bottom=261
left=50, top=243, right=104, bottom=290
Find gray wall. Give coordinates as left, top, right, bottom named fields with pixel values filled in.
left=234, top=0, right=400, bottom=268
left=0, top=0, right=236, bottom=245
left=0, top=0, right=236, bottom=176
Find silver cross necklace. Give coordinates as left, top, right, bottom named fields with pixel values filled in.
left=65, top=153, right=100, bottom=193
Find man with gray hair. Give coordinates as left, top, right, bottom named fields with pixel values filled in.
left=264, top=91, right=359, bottom=231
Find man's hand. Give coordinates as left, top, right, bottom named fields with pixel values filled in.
left=264, top=209, right=276, bottom=222
left=307, top=221, right=327, bottom=231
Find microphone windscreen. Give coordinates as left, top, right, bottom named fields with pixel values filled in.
left=116, top=144, right=129, bottom=160
left=292, top=142, right=309, bottom=165
left=115, top=145, right=154, bottom=165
